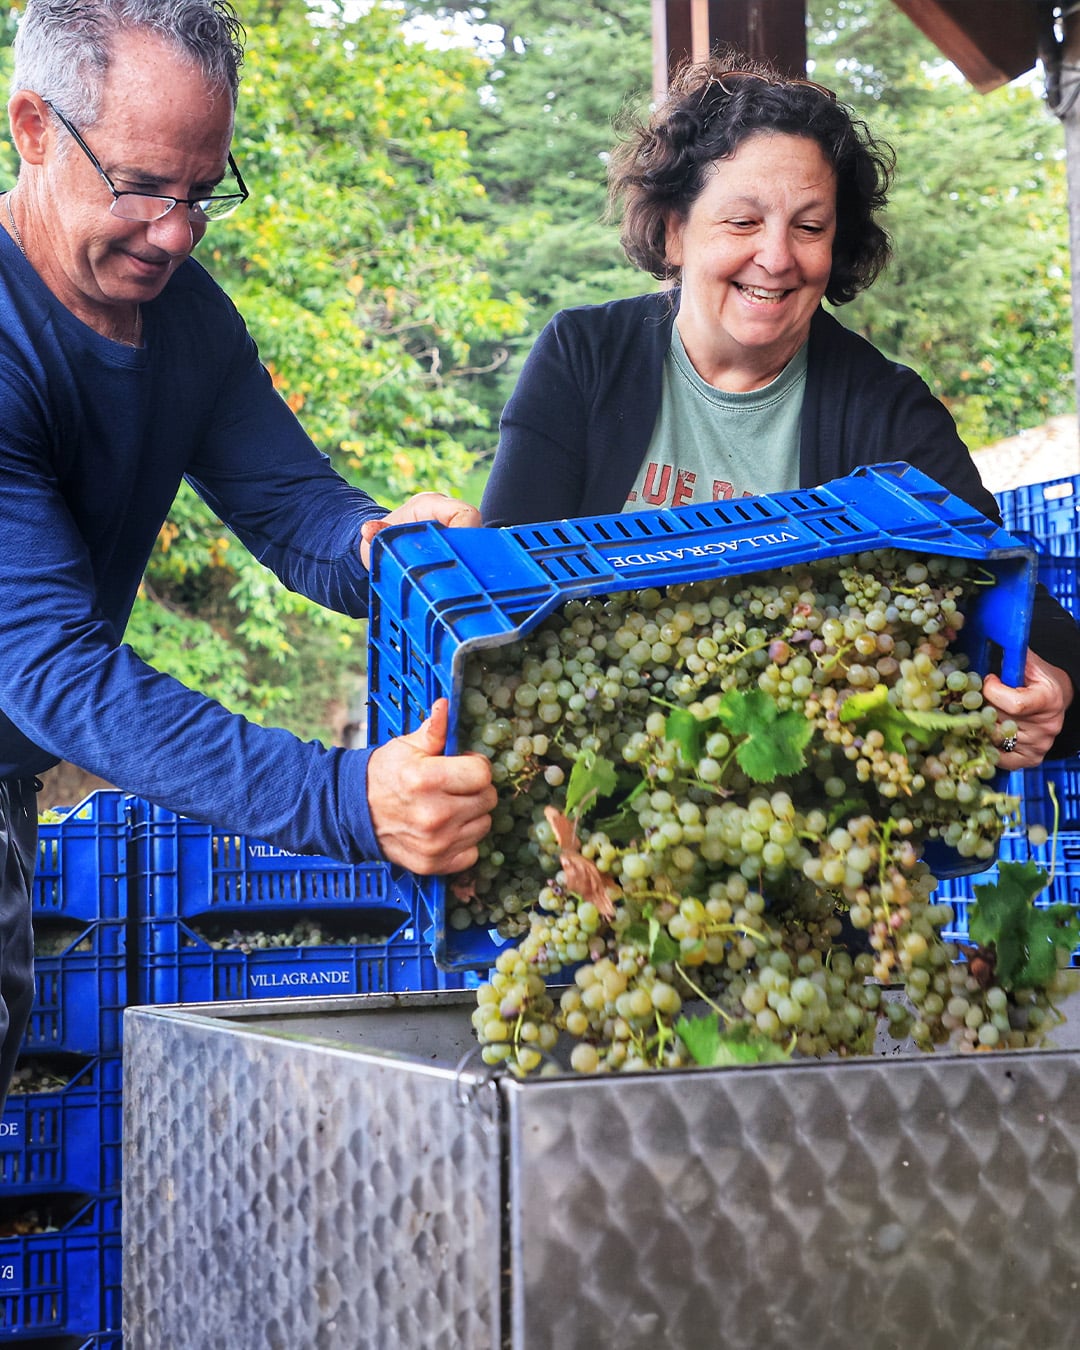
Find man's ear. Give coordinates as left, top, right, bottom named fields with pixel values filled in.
left=8, top=90, right=53, bottom=166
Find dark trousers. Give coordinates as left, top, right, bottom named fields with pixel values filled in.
left=0, top=777, right=37, bottom=1110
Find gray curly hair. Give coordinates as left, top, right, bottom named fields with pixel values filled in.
left=12, top=0, right=245, bottom=125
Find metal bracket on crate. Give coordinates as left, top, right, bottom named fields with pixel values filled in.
left=453, top=1041, right=568, bottom=1113
left=452, top=1044, right=507, bottom=1132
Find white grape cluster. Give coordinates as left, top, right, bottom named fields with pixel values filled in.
left=33, top=925, right=94, bottom=956
left=0, top=1203, right=66, bottom=1236
left=457, top=550, right=1073, bottom=1073
left=7, top=1059, right=77, bottom=1094
left=190, top=918, right=392, bottom=952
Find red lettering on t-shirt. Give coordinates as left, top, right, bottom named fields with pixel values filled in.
left=641, top=461, right=672, bottom=505
left=672, top=469, right=696, bottom=507
left=712, top=481, right=756, bottom=500
left=626, top=465, right=754, bottom=509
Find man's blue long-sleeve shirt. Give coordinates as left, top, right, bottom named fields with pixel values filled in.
left=0, top=231, right=386, bottom=861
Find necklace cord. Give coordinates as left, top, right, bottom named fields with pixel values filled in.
left=4, top=190, right=26, bottom=255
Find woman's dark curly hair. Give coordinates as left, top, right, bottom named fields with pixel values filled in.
left=609, top=53, right=895, bottom=305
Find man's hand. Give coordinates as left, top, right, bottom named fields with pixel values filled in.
left=983, top=649, right=1075, bottom=768
left=360, top=492, right=481, bottom=568
left=367, top=698, right=496, bottom=874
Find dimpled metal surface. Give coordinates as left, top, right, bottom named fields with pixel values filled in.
left=123, top=1000, right=504, bottom=1349
left=124, top=997, right=1080, bottom=1350
left=507, top=1053, right=1080, bottom=1350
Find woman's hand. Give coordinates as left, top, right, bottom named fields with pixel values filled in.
left=982, top=650, right=1075, bottom=769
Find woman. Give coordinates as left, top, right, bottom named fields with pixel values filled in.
left=481, top=55, right=1080, bottom=765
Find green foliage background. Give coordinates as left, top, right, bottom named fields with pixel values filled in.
left=812, top=0, right=1073, bottom=447
left=0, top=0, right=1073, bottom=745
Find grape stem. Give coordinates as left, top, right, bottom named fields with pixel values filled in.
left=675, top=961, right=733, bottom=1022
left=877, top=821, right=895, bottom=922
left=817, top=639, right=855, bottom=675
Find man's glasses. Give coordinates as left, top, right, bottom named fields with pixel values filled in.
left=45, top=101, right=249, bottom=223
left=699, top=69, right=838, bottom=103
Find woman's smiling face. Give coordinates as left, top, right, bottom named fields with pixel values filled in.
left=665, top=131, right=838, bottom=390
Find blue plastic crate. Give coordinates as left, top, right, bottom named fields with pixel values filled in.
left=1012, top=762, right=1080, bottom=833
left=13, top=1338, right=122, bottom=1349
left=1034, top=553, right=1080, bottom=618
left=22, top=1338, right=123, bottom=1349
left=24, top=923, right=126, bottom=1057
left=0, top=1197, right=121, bottom=1341
left=994, top=474, right=1080, bottom=554
left=1, top=1057, right=122, bottom=1196
left=1035, top=831, right=1080, bottom=910
left=1008, top=551, right=1080, bottom=834
left=135, top=914, right=468, bottom=1004
left=367, top=462, right=1036, bottom=970
left=369, top=462, right=1033, bottom=747
left=34, top=1338, right=124, bottom=1349
left=126, top=797, right=392, bottom=919
left=34, top=793, right=127, bottom=923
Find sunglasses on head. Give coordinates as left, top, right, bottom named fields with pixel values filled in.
left=698, top=69, right=838, bottom=103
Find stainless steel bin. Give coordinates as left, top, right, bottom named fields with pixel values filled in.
left=123, top=992, right=1080, bottom=1349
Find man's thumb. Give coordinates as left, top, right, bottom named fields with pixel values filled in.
left=410, top=697, right=449, bottom=755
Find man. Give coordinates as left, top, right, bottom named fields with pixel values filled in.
left=0, top=0, right=495, bottom=1103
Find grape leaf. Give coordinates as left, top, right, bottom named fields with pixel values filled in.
left=543, top=805, right=619, bottom=920
left=827, top=796, right=872, bottom=830
left=593, top=775, right=648, bottom=840
left=665, top=706, right=717, bottom=767
left=714, top=688, right=813, bottom=782
left=968, top=860, right=1078, bottom=989
left=624, top=920, right=651, bottom=950
left=676, top=1011, right=722, bottom=1066
left=839, top=683, right=985, bottom=754
left=904, top=708, right=986, bottom=736
left=1016, top=906, right=1080, bottom=987
left=565, top=747, right=618, bottom=817
left=648, top=914, right=680, bottom=966
left=562, top=852, right=619, bottom=921
left=838, top=684, right=892, bottom=724
left=544, top=805, right=577, bottom=853
left=676, top=1012, right=793, bottom=1067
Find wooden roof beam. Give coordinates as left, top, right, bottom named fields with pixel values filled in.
left=889, top=0, right=1039, bottom=93
left=652, top=0, right=808, bottom=98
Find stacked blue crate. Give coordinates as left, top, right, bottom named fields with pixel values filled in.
left=126, top=798, right=468, bottom=1002
left=1, top=1058, right=122, bottom=1197
left=18, top=1339, right=123, bottom=1350
left=994, top=472, right=1080, bottom=549
left=32, top=1339, right=123, bottom=1350
left=1, top=793, right=126, bottom=1342
left=4, top=786, right=471, bottom=1339
left=1011, top=543, right=1080, bottom=842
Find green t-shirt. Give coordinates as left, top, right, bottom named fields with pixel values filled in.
left=624, top=323, right=806, bottom=510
